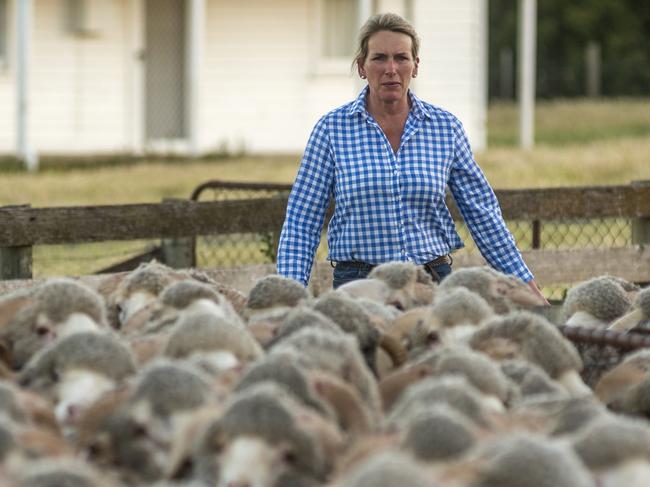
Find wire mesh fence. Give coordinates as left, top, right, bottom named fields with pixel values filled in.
left=191, top=181, right=330, bottom=268
left=456, top=217, right=635, bottom=300
left=24, top=181, right=644, bottom=302
left=187, top=181, right=632, bottom=300
left=191, top=182, right=640, bottom=301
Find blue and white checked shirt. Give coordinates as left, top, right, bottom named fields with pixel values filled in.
left=277, top=87, right=533, bottom=286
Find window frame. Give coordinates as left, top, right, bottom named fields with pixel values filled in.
left=312, top=0, right=360, bottom=76
left=0, top=0, right=9, bottom=71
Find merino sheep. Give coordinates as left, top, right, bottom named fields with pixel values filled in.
left=271, top=327, right=382, bottom=417
left=233, top=350, right=336, bottom=421
left=193, top=383, right=331, bottom=487
left=311, top=291, right=382, bottom=374
left=609, top=286, right=650, bottom=332
left=499, top=359, right=567, bottom=400
left=18, top=331, right=136, bottom=429
left=437, top=266, right=546, bottom=314
left=570, top=415, right=650, bottom=487
left=164, top=309, right=263, bottom=365
left=426, top=287, right=495, bottom=344
left=333, top=450, right=431, bottom=487
left=413, top=346, right=515, bottom=409
left=244, top=274, right=310, bottom=316
left=563, top=276, right=632, bottom=328
left=468, top=311, right=589, bottom=396
left=399, top=403, right=478, bottom=462
left=469, top=434, right=594, bottom=487
left=14, top=457, right=122, bottom=487
left=0, top=278, right=107, bottom=369
left=107, top=261, right=187, bottom=328
left=387, top=375, right=497, bottom=428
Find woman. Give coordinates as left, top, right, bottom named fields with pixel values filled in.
left=277, top=13, right=547, bottom=302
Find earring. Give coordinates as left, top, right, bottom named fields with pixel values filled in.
left=360, top=74, right=367, bottom=79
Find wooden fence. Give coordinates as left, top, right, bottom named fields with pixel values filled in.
left=0, top=181, right=648, bottom=287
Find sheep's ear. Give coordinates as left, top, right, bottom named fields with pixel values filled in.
left=0, top=296, right=33, bottom=328
left=557, top=369, right=592, bottom=397
left=495, top=280, right=546, bottom=308
left=608, top=308, right=644, bottom=332
left=595, top=362, right=647, bottom=405
left=0, top=341, right=13, bottom=369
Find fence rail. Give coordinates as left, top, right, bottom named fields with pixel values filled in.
left=0, top=181, right=648, bottom=288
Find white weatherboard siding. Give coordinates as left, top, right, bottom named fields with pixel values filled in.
left=412, top=0, right=487, bottom=150
left=0, top=0, right=487, bottom=157
left=201, top=0, right=314, bottom=154
left=0, top=0, right=15, bottom=154
left=29, top=0, right=133, bottom=154
left=200, top=0, right=358, bottom=155
left=0, top=66, right=14, bottom=155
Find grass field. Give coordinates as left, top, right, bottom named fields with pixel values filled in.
left=1, top=98, right=648, bottom=281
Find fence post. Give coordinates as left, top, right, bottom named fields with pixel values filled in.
left=0, top=204, right=33, bottom=280
left=631, top=180, right=650, bottom=247
left=160, top=198, right=196, bottom=269
left=531, top=219, right=541, bottom=249
left=0, top=246, right=33, bottom=280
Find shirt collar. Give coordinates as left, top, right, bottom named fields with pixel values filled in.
left=347, top=86, right=431, bottom=121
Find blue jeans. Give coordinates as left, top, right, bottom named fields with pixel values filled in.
left=332, top=261, right=452, bottom=289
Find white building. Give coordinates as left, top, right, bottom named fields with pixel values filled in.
left=0, top=0, right=487, bottom=160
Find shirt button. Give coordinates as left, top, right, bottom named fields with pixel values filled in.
left=401, top=249, right=406, bottom=255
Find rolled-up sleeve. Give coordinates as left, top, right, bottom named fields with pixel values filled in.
left=447, top=121, right=534, bottom=282
left=276, top=117, right=335, bottom=285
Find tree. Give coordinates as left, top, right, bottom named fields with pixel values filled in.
left=488, top=0, right=650, bottom=98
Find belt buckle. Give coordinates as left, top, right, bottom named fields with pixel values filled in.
left=428, top=254, right=450, bottom=267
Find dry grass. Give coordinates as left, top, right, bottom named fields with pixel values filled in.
left=0, top=137, right=647, bottom=208
left=488, top=98, right=650, bottom=146
left=477, top=136, right=649, bottom=188
left=1, top=99, right=648, bottom=208
left=0, top=156, right=300, bottom=207
left=0, top=98, right=648, bottom=281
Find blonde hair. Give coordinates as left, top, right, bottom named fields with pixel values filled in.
left=353, top=13, right=420, bottom=68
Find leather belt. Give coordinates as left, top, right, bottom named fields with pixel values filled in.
left=425, top=254, right=452, bottom=266
left=332, top=254, right=452, bottom=268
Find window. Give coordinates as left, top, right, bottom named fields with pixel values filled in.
left=321, top=0, right=358, bottom=59
left=0, top=0, right=8, bottom=70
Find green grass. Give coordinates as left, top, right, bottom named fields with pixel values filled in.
left=488, top=98, right=650, bottom=146
left=2, top=98, right=648, bottom=281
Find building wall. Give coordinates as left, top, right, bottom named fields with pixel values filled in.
left=0, top=0, right=15, bottom=154
left=31, top=0, right=134, bottom=153
left=199, top=0, right=358, bottom=155
left=0, top=0, right=136, bottom=156
left=200, top=0, right=487, bottom=154
left=0, top=0, right=487, bottom=157
left=412, top=0, right=488, bottom=150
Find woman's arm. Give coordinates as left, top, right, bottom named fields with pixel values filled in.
left=447, top=119, right=535, bottom=284
left=276, top=117, right=335, bottom=286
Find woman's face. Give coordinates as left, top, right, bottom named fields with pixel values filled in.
left=359, top=30, right=419, bottom=106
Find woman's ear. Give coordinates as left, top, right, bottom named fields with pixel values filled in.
left=412, top=57, right=420, bottom=78
left=357, top=60, right=367, bottom=79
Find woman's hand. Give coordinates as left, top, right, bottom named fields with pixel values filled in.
left=527, top=279, right=551, bottom=306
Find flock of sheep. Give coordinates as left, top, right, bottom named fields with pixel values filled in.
left=0, top=260, right=648, bottom=486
